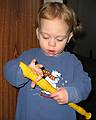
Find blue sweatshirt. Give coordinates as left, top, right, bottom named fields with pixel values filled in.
left=4, top=48, right=91, bottom=120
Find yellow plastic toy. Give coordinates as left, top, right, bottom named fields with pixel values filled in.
left=19, top=61, right=91, bottom=120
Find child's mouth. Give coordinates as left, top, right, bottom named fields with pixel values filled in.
left=47, top=50, right=56, bottom=56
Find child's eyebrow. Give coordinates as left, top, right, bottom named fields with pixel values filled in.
left=40, top=31, right=69, bottom=38
left=40, top=32, right=50, bottom=36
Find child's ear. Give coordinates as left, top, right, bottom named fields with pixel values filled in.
left=67, top=32, right=73, bottom=43
left=36, top=28, right=39, bottom=39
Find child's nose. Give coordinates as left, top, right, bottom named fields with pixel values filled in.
left=48, top=39, right=56, bottom=47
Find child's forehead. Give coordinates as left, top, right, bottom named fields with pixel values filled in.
left=39, top=18, right=69, bottom=34
left=40, top=17, right=66, bottom=24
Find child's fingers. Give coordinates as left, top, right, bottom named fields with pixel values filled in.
left=31, top=82, right=36, bottom=88
left=50, top=91, right=58, bottom=98
left=32, top=59, right=37, bottom=63
left=31, top=76, right=42, bottom=89
left=34, top=64, right=43, bottom=77
left=29, top=59, right=36, bottom=67
left=36, top=64, right=43, bottom=68
left=36, top=75, right=43, bottom=81
left=29, top=59, right=43, bottom=77
left=50, top=87, right=68, bottom=104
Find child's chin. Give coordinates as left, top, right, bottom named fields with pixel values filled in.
left=48, top=54, right=55, bottom=56
left=48, top=53, right=57, bottom=56
left=47, top=52, right=57, bottom=56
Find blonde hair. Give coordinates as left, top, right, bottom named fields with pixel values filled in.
left=37, top=2, right=82, bottom=38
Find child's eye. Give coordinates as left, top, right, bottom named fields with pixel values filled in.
left=56, top=39, right=64, bottom=42
left=42, top=36, right=49, bottom=40
left=56, top=36, right=68, bottom=42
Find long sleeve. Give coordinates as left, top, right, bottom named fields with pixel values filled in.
left=3, top=50, right=33, bottom=88
left=65, top=55, right=91, bottom=103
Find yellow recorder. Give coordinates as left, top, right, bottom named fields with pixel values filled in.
left=19, top=61, right=91, bottom=120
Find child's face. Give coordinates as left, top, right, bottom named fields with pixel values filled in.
left=36, top=18, right=73, bottom=56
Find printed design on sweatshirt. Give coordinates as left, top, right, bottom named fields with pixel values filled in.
left=32, top=70, right=67, bottom=99
left=45, top=70, right=61, bottom=88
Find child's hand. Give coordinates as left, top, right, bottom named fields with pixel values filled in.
left=28, top=59, right=43, bottom=88
left=50, top=87, right=68, bottom=104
